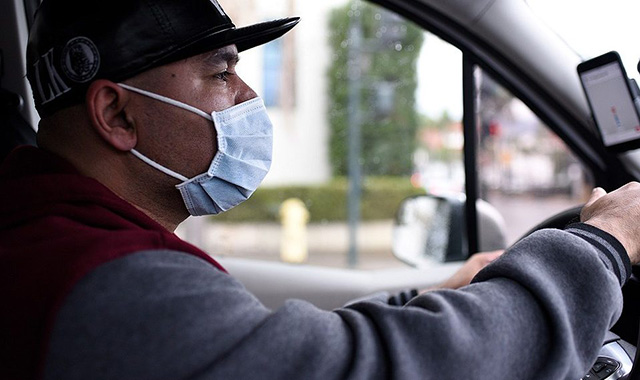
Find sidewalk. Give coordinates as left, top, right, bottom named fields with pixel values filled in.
left=177, top=218, right=407, bottom=270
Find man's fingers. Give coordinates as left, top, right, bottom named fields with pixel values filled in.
left=475, top=250, right=503, bottom=265
left=585, top=187, right=606, bottom=208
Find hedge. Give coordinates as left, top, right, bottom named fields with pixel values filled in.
left=209, top=176, right=426, bottom=223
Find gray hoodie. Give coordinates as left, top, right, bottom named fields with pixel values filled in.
left=44, top=223, right=630, bottom=380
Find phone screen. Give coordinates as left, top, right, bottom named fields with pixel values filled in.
left=578, top=53, right=640, bottom=151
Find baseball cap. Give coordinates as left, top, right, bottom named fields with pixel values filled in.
left=26, top=0, right=300, bottom=117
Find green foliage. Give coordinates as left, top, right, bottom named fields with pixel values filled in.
left=209, top=177, right=426, bottom=223
left=328, top=1, right=425, bottom=177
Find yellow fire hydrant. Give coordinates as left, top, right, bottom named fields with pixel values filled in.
left=279, top=198, right=310, bottom=264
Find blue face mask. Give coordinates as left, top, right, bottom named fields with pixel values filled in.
left=119, top=83, right=272, bottom=216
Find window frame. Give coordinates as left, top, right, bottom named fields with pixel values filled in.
left=367, top=0, right=635, bottom=254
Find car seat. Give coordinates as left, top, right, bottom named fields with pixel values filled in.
left=0, top=49, right=37, bottom=162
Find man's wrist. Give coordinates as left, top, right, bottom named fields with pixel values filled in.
left=566, top=222, right=631, bottom=285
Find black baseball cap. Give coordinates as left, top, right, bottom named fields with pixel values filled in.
left=26, top=0, right=300, bottom=117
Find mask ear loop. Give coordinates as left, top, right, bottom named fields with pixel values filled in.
left=118, top=83, right=213, bottom=121
left=130, top=149, right=189, bottom=182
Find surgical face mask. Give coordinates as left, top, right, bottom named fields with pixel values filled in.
left=119, top=83, right=272, bottom=216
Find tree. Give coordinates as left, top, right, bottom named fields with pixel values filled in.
left=328, top=1, right=424, bottom=177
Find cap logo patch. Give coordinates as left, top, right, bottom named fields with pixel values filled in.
left=61, top=37, right=100, bottom=83
left=210, top=0, right=226, bottom=17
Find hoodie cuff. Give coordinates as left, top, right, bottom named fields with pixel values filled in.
left=565, top=223, right=631, bottom=286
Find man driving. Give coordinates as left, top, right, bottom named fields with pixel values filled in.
left=1, top=0, right=640, bottom=379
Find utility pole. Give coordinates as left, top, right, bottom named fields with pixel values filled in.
left=280, top=0, right=297, bottom=115
left=347, top=0, right=363, bottom=268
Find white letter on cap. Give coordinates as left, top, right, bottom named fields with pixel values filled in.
left=33, top=48, right=70, bottom=104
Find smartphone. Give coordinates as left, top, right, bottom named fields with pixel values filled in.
left=577, top=51, right=640, bottom=152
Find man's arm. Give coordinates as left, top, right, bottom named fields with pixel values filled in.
left=44, top=224, right=627, bottom=380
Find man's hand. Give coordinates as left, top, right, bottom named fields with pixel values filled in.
left=422, top=250, right=504, bottom=292
left=581, top=182, right=640, bottom=265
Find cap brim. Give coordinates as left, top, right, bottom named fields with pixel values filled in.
left=232, top=17, right=301, bottom=52
left=161, top=17, right=300, bottom=67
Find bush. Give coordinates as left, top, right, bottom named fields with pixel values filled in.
left=209, top=176, right=425, bottom=223
left=328, top=2, right=424, bottom=177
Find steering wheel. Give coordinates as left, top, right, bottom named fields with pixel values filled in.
left=518, top=204, right=640, bottom=379
left=517, top=204, right=583, bottom=240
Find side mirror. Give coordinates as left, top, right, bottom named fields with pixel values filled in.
left=392, top=194, right=507, bottom=267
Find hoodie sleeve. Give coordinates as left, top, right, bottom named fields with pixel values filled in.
left=44, top=224, right=628, bottom=380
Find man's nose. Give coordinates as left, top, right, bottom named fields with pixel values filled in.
left=235, top=77, right=258, bottom=104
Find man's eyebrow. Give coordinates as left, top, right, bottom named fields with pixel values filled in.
left=203, top=48, right=240, bottom=67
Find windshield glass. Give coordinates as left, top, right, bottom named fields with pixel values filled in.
left=527, top=0, right=640, bottom=82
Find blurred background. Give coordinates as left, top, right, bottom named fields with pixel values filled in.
left=177, top=0, right=640, bottom=269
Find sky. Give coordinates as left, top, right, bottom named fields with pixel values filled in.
left=417, top=0, right=640, bottom=120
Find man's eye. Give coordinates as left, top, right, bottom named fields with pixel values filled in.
left=214, top=71, right=231, bottom=81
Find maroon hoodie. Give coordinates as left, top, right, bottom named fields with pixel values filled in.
left=0, top=146, right=225, bottom=379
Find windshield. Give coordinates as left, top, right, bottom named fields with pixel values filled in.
left=527, top=0, right=640, bottom=82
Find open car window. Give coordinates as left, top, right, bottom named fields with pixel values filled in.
left=175, top=0, right=594, bottom=270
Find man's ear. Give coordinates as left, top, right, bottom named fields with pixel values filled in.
left=85, top=79, right=137, bottom=151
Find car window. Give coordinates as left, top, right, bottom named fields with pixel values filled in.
left=476, top=71, right=593, bottom=244
left=177, top=0, right=593, bottom=268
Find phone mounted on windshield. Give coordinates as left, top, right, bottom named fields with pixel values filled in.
left=577, top=51, right=640, bottom=152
